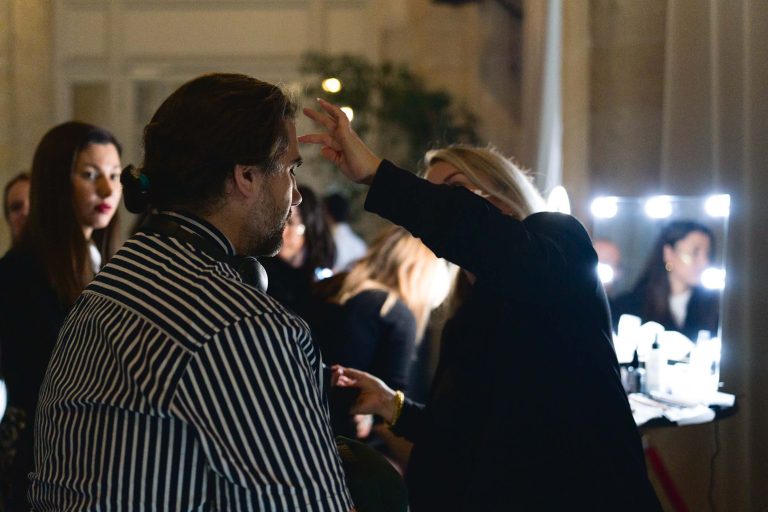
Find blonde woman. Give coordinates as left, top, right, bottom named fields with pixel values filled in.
left=310, top=225, right=449, bottom=456
left=314, top=226, right=447, bottom=391
left=301, top=99, right=662, bottom=511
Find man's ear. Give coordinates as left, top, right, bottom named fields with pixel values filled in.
left=232, top=164, right=260, bottom=197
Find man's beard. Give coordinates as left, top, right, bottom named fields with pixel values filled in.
left=247, top=206, right=290, bottom=257
left=259, top=219, right=287, bottom=256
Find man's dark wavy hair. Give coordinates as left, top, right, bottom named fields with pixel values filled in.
left=137, top=73, right=297, bottom=213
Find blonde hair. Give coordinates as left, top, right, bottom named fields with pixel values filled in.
left=425, top=145, right=546, bottom=220
left=333, top=226, right=448, bottom=338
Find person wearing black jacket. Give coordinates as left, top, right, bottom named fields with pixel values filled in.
left=302, top=99, right=662, bottom=511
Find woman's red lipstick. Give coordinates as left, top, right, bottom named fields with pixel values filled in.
left=95, top=204, right=112, bottom=214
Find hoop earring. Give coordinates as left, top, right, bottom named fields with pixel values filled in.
left=665, top=262, right=673, bottom=272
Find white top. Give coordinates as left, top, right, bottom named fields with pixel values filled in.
left=88, top=242, right=102, bottom=274
left=669, top=289, right=692, bottom=328
left=333, top=222, right=367, bottom=272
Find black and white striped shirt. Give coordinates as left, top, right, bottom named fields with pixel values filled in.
left=30, top=212, right=353, bottom=511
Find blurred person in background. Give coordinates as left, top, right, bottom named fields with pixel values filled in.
left=262, top=184, right=336, bottom=316
left=325, top=192, right=367, bottom=271
left=302, top=98, right=661, bottom=511
left=0, top=122, right=122, bottom=510
left=2, top=172, right=30, bottom=250
left=611, top=220, right=719, bottom=340
left=310, top=226, right=450, bottom=445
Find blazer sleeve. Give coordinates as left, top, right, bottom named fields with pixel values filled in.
left=365, top=160, right=598, bottom=304
left=389, top=398, right=427, bottom=443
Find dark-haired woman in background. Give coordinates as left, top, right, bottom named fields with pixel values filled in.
left=611, top=220, right=719, bottom=340
left=0, top=122, right=122, bottom=509
left=262, top=184, right=335, bottom=316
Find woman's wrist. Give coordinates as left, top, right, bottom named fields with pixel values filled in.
left=378, top=387, right=397, bottom=423
left=357, top=157, right=383, bottom=186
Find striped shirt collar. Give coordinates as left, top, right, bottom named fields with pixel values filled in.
left=157, top=210, right=237, bottom=257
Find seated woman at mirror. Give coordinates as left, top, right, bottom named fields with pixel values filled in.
left=0, top=122, right=122, bottom=509
left=611, top=220, right=719, bottom=341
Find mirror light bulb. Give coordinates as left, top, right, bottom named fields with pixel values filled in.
left=321, top=77, right=342, bottom=93
left=645, top=196, right=673, bottom=219
left=547, top=186, right=571, bottom=214
left=705, top=194, right=730, bottom=218
left=597, top=263, right=615, bottom=284
left=701, top=267, right=726, bottom=290
left=591, top=197, right=618, bottom=219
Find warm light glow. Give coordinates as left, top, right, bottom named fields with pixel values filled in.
left=591, top=197, right=618, bottom=219
left=547, top=186, right=571, bottom=214
left=701, top=267, right=726, bottom=290
left=597, top=263, right=615, bottom=284
left=429, top=260, right=456, bottom=309
left=321, top=77, right=342, bottom=93
left=705, top=194, right=730, bottom=218
left=645, top=196, right=673, bottom=219
left=340, top=106, right=354, bottom=122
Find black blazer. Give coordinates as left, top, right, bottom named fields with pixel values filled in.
left=364, top=161, right=662, bottom=511
left=0, top=247, right=68, bottom=509
left=0, top=247, right=67, bottom=418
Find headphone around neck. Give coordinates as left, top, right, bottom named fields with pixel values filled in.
left=141, top=214, right=269, bottom=293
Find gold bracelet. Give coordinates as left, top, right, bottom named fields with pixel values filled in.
left=389, top=390, right=405, bottom=427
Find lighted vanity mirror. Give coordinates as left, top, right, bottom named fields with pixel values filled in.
left=590, top=194, right=729, bottom=344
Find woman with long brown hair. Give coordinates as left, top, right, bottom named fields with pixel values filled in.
left=0, top=121, right=122, bottom=509
left=611, top=220, right=719, bottom=340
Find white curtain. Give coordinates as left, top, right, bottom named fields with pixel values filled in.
left=658, top=0, right=768, bottom=509
left=522, top=0, right=563, bottom=194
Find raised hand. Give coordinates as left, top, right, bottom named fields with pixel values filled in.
left=298, top=98, right=382, bottom=184
left=332, top=365, right=397, bottom=423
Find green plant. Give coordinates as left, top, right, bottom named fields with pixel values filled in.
left=300, top=52, right=478, bottom=168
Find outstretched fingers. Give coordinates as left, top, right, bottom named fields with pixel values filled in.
left=297, top=133, right=341, bottom=150
left=317, top=98, right=349, bottom=126
left=303, top=106, right=336, bottom=131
